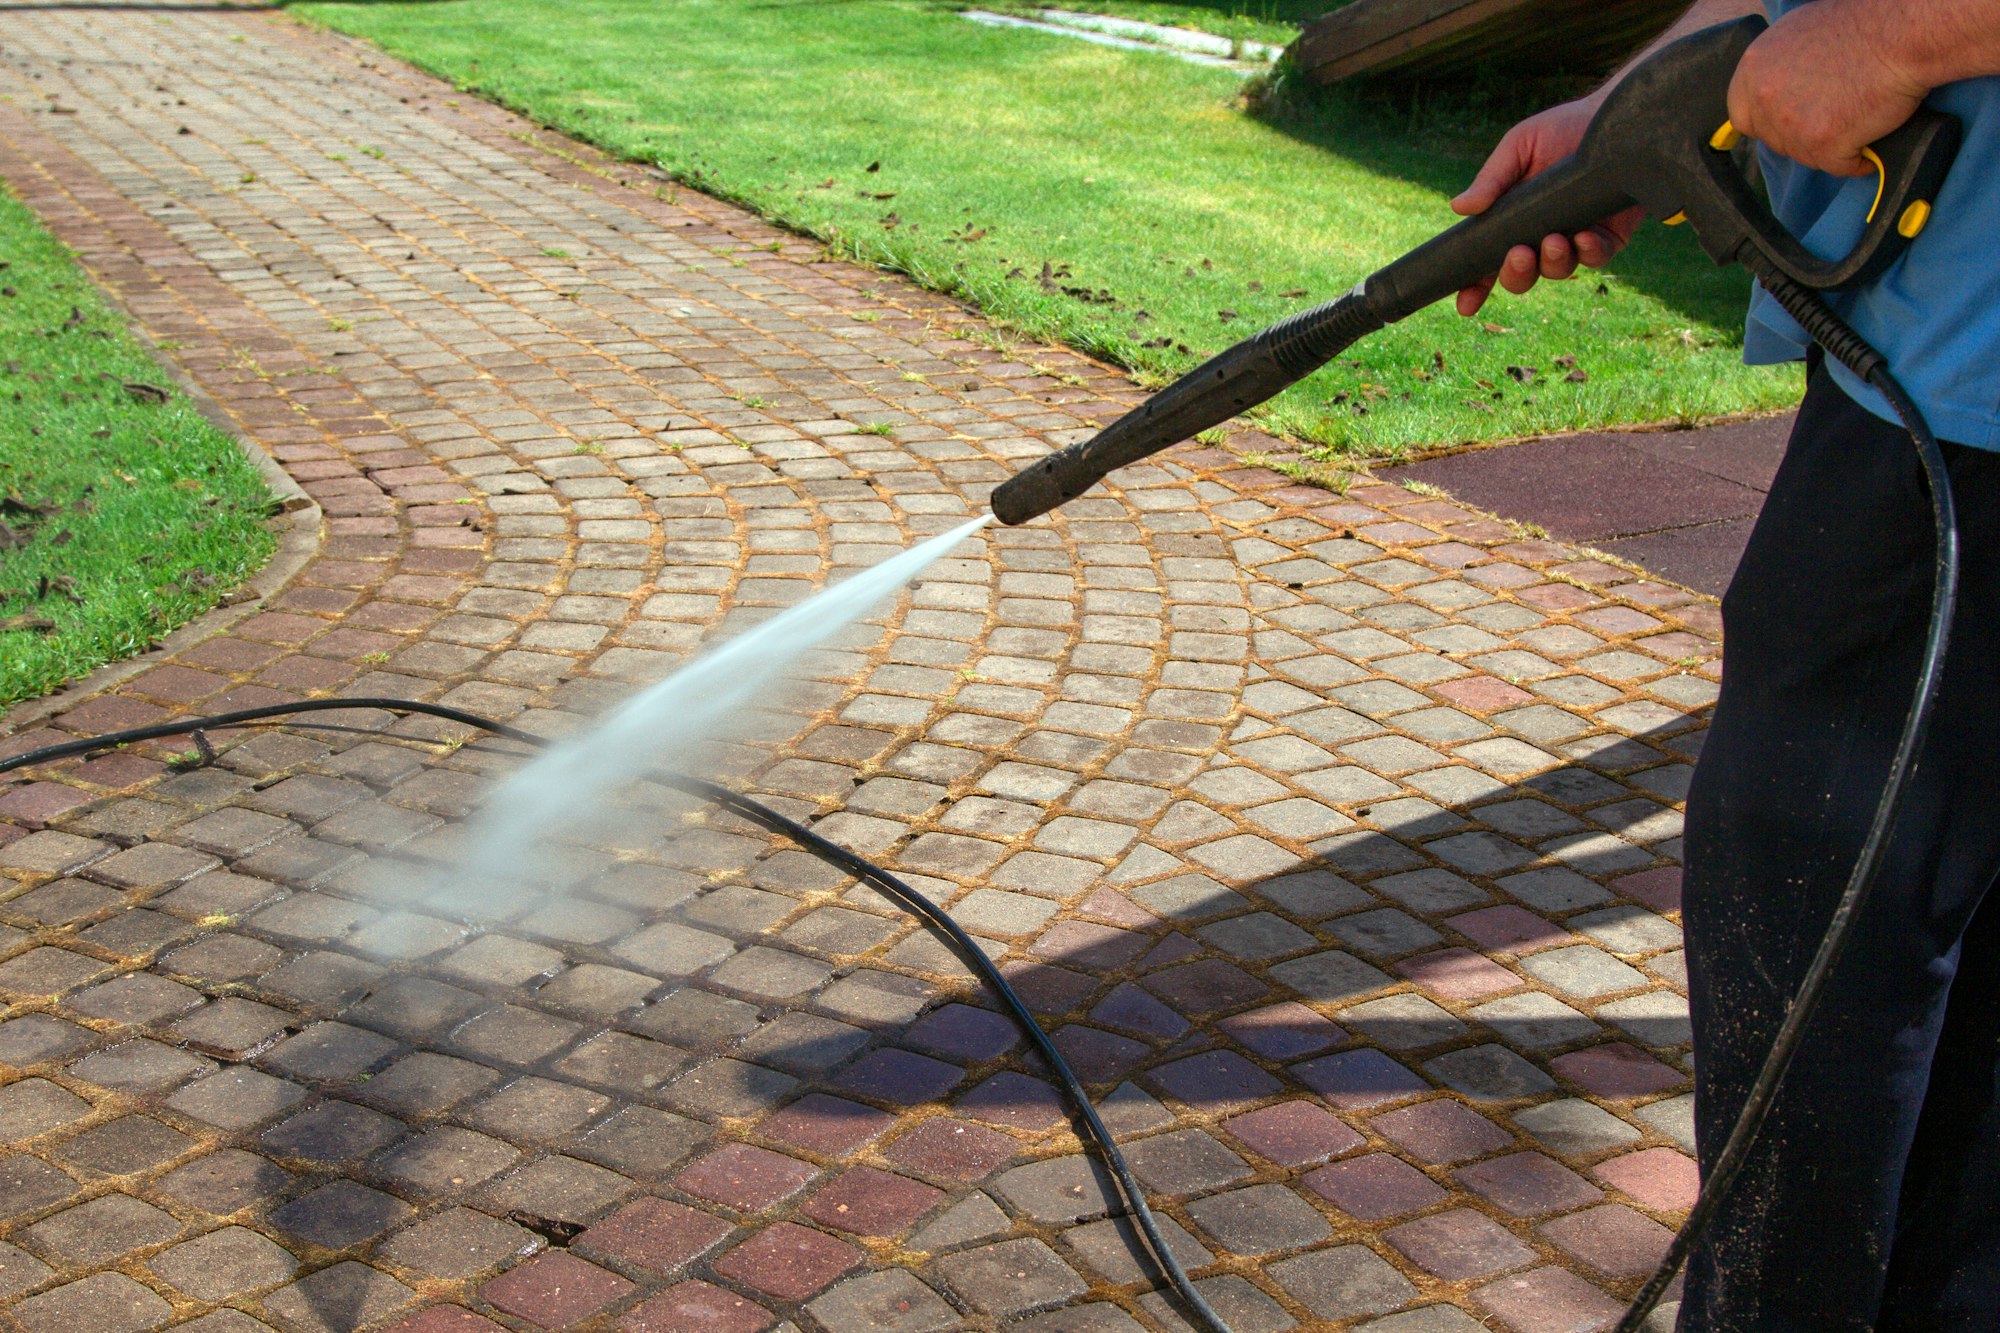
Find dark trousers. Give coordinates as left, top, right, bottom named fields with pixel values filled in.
left=1680, top=366, right=2000, bottom=1331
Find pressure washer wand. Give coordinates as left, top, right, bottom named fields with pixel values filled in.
left=989, top=14, right=1957, bottom=527
left=989, top=150, right=1624, bottom=523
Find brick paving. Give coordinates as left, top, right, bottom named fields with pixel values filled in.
left=0, top=4, right=1712, bottom=1330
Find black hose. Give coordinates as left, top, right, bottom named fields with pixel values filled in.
left=0, top=698, right=1232, bottom=1332
left=1609, top=263, right=1959, bottom=1332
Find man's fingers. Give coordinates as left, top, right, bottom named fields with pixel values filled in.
left=1817, top=149, right=1878, bottom=178
left=1574, top=225, right=1625, bottom=268
left=1539, top=233, right=1578, bottom=282
left=1456, top=277, right=1496, bottom=318
left=1451, top=130, right=1530, bottom=217
left=1496, top=244, right=1541, bottom=296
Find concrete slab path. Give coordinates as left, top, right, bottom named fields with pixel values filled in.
left=1, top=5, right=1713, bottom=1331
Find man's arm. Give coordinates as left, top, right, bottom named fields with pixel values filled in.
left=1453, top=0, right=2000, bottom=317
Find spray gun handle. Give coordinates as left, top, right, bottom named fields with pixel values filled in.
left=1585, top=16, right=1961, bottom=290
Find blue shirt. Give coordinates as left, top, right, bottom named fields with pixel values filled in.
left=1745, top=1, right=2000, bottom=449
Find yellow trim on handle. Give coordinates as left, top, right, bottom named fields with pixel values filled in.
left=1714, top=121, right=1892, bottom=226
left=1661, top=211, right=1688, bottom=226
left=1860, top=146, right=1888, bottom=222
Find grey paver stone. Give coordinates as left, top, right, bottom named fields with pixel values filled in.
left=67, top=1040, right=211, bottom=1088
left=1269, top=1244, right=1418, bottom=1321
left=1521, top=946, right=1649, bottom=998
left=1062, top=1214, right=1214, bottom=1285
left=1454, top=738, right=1557, bottom=777
left=1312, top=831, right=1426, bottom=875
left=52, top=1115, right=191, bottom=1176
left=1130, top=874, right=1246, bottom=921
left=1137, top=1273, right=1296, bottom=1332
left=908, top=1192, right=1012, bottom=1251
left=166, top=1067, right=307, bottom=1130
left=11, top=1273, right=172, bottom=1333
left=1269, top=951, right=1394, bottom=1004
left=22, top=1192, right=179, bottom=1266
left=994, top=1155, right=1117, bottom=1224
left=613, top=921, right=738, bottom=976
left=371, top=1126, right=520, bottom=1197
left=1256, top=870, right=1372, bottom=921
left=936, top=1237, right=1086, bottom=1315
left=260, top=1261, right=415, bottom=1333
left=1512, top=1099, right=1643, bottom=1156
left=0, top=1014, right=95, bottom=1067
left=155, top=1149, right=292, bottom=1216
left=1596, top=992, right=1693, bottom=1047
left=1197, top=912, right=1315, bottom=960
left=807, top=1269, right=958, bottom=1333
left=1635, top=1093, right=1696, bottom=1150
left=463, top=1076, right=611, bottom=1142
left=172, top=997, right=293, bottom=1058
left=1185, top=1183, right=1333, bottom=1256
left=1429, top=832, right=1536, bottom=875
left=668, top=1057, right=798, bottom=1119
left=0, top=1079, right=93, bottom=1142
left=1355, top=1304, right=1492, bottom=1332
left=1331, top=908, right=1444, bottom=958
left=573, top=1105, right=712, bottom=1179
left=1499, top=868, right=1614, bottom=914
left=1188, top=834, right=1299, bottom=880
left=1373, top=869, right=1487, bottom=915
left=148, top=1226, right=296, bottom=1300
left=1571, top=905, right=1684, bottom=955
left=381, top=1205, right=540, bottom=1279
left=1340, top=994, right=1466, bottom=1050
left=271, top=1179, right=414, bottom=1248
left=0, top=1240, right=52, bottom=1299
left=1469, top=992, right=1599, bottom=1049
left=1425, top=1045, right=1556, bottom=1101
left=1120, top=1128, right=1252, bottom=1197
left=1360, top=798, right=1467, bottom=838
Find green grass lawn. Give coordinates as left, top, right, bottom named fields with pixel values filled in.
left=0, top=186, right=278, bottom=709
left=294, top=0, right=1796, bottom=458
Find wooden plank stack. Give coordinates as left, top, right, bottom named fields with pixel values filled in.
left=1292, top=0, right=1688, bottom=84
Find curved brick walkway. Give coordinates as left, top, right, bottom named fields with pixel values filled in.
left=0, top=6, right=1715, bottom=1332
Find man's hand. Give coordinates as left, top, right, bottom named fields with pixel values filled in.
left=1448, top=97, right=1642, bottom=317
left=1726, top=0, right=1928, bottom=177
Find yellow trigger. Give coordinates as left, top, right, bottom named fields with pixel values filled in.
left=1662, top=211, right=1688, bottom=226
left=1898, top=199, right=1931, bottom=238
left=1709, top=121, right=1744, bottom=151
left=1860, top=146, right=1888, bottom=222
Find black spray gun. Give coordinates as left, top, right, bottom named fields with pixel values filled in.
left=990, top=14, right=1955, bottom=526
left=994, top=15, right=1962, bottom=1333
